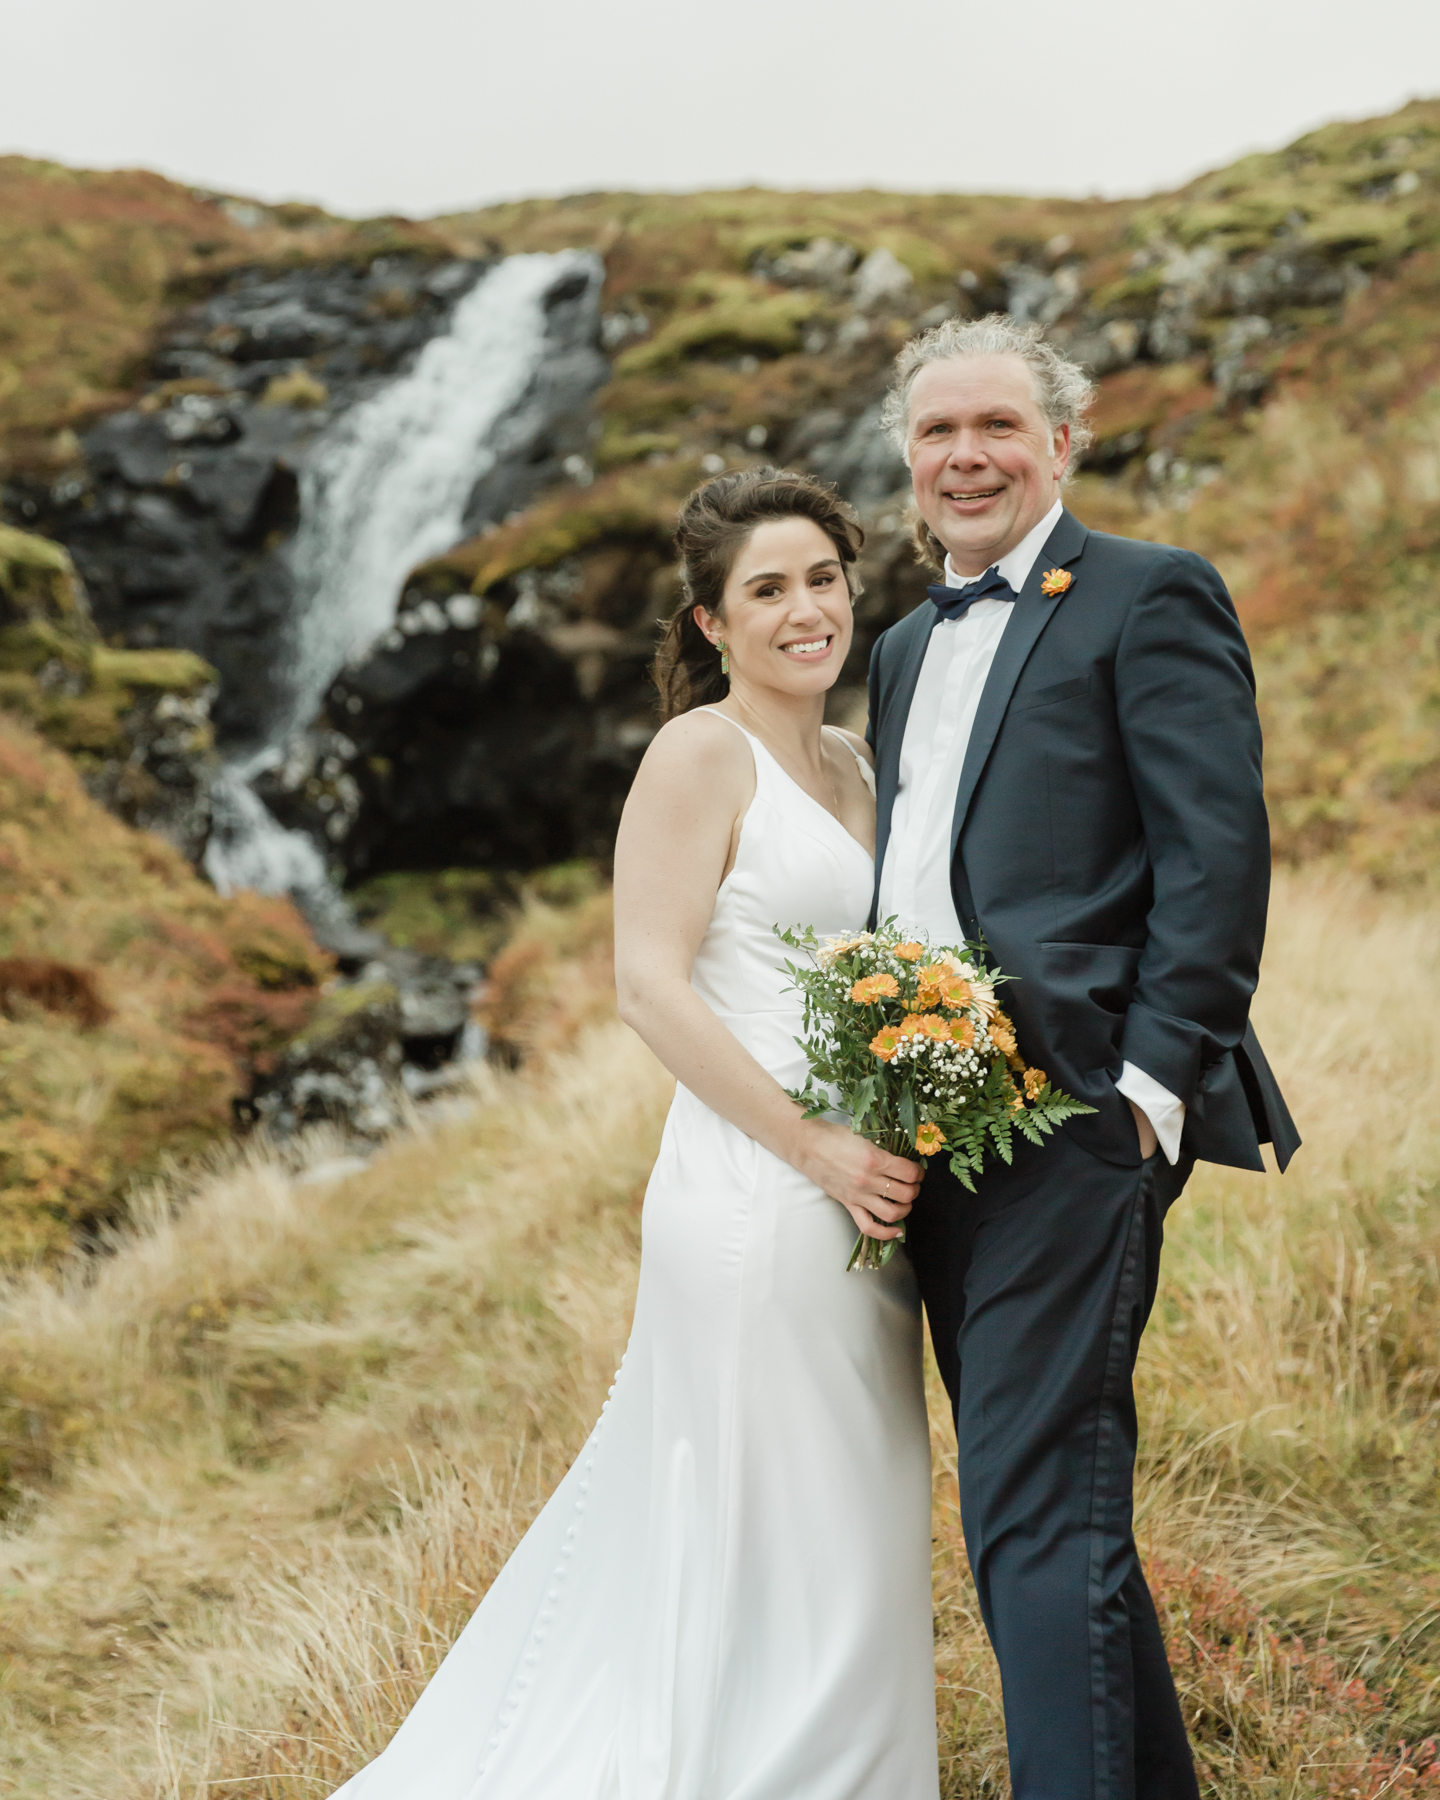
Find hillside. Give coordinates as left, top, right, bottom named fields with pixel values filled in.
left=5, top=102, right=1440, bottom=887
left=0, top=706, right=327, bottom=1266
left=1, top=104, right=1440, bottom=1798
left=2, top=871, right=1438, bottom=1797
left=419, top=99, right=1440, bottom=884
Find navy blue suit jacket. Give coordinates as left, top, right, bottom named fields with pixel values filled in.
left=866, top=507, right=1299, bottom=1172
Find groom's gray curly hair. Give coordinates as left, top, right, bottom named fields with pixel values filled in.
left=879, top=314, right=1096, bottom=467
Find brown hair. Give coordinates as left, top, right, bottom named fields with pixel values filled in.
left=653, top=467, right=865, bottom=721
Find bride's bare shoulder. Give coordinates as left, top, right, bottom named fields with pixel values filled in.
left=639, top=709, right=753, bottom=779
left=624, top=709, right=755, bottom=816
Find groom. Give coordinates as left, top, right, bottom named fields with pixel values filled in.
left=866, top=316, right=1299, bottom=1799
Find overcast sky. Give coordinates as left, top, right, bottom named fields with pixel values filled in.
left=3, top=0, right=1437, bottom=216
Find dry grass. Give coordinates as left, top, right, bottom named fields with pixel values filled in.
left=1, top=869, right=1438, bottom=1799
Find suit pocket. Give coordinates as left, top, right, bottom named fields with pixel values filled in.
left=1013, top=674, right=1091, bottom=711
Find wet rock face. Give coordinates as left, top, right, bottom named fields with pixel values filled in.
left=245, top=977, right=406, bottom=1138
left=14, top=255, right=493, bottom=749
left=243, top=947, right=483, bottom=1137
left=257, top=588, right=654, bottom=877
left=9, top=254, right=605, bottom=759
left=0, top=524, right=220, bottom=859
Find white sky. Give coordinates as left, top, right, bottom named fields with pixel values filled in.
left=3, top=0, right=1437, bottom=216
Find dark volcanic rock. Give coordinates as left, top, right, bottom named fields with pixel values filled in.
left=11, top=255, right=496, bottom=751
left=257, top=597, right=655, bottom=878
left=246, top=977, right=406, bottom=1138
left=14, top=252, right=608, bottom=762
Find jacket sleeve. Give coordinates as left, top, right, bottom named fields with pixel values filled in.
left=1115, top=547, right=1270, bottom=1109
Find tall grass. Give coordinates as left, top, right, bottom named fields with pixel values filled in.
left=1, top=871, right=1437, bottom=1798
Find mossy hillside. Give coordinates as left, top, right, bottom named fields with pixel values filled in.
left=0, top=712, right=330, bottom=1262
left=0, top=524, right=216, bottom=766
left=422, top=99, right=1440, bottom=887
left=1060, top=240, right=1440, bottom=885
left=350, top=862, right=604, bottom=965
left=0, top=157, right=457, bottom=477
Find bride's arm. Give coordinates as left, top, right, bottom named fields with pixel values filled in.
left=613, top=713, right=919, bottom=1240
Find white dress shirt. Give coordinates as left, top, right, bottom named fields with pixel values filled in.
left=876, top=498, right=1185, bottom=1163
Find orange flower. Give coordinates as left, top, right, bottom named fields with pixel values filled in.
left=917, top=962, right=951, bottom=987
left=989, top=1011, right=1018, bottom=1058
left=850, top=972, right=899, bottom=1004
left=949, top=1017, right=975, bottom=1049
left=939, top=975, right=974, bottom=1011
left=1023, top=1067, right=1047, bottom=1100
left=892, top=941, right=925, bottom=961
left=914, top=983, right=944, bottom=1011
left=914, top=1121, right=946, bottom=1156
left=870, top=1026, right=901, bottom=1061
left=898, top=1012, right=949, bottom=1040
left=1039, top=567, right=1073, bottom=597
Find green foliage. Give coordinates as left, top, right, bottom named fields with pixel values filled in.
left=409, top=458, right=701, bottom=599
left=0, top=522, right=89, bottom=624
left=614, top=287, right=826, bottom=374
left=778, top=921, right=1093, bottom=1268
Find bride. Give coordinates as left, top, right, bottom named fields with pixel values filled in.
left=331, top=469, right=940, bottom=1799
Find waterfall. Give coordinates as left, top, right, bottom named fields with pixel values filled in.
left=204, top=250, right=599, bottom=912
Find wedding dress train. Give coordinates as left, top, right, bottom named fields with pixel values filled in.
left=333, top=717, right=939, bottom=1799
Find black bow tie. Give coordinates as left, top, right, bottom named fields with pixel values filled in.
left=927, top=566, right=1017, bottom=622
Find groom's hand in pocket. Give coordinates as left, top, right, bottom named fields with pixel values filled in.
left=1128, top=1098, right=1159, bottom=1161
left=790, top=1119, right=922, bottom=1241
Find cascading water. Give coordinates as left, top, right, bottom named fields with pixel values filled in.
left=203, top=249, right=599, bottom=918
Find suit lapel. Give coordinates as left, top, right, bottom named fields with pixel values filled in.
left=873, top=599, right=940, bottom=894
left=948, top=508, right=1089, bottom=857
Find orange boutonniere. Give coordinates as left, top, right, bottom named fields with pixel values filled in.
left=1039, top=567, right=1073, bottom=597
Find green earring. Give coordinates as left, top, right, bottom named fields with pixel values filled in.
left=719, top=639, right=730, bottom=676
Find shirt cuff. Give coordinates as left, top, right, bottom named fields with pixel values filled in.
left=1115, top=1062, right=1186, bottom=1165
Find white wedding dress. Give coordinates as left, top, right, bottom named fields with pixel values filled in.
left=333, top=716, right=939, bottom=1800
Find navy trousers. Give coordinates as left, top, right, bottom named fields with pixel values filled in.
left=908, top=1129, right=1201, bottom=1800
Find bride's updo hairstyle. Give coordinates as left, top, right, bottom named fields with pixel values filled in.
left=653, top=467, right=865, bottom=721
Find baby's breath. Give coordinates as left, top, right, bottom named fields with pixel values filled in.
left=776, top=918, right=1096, bottom=1271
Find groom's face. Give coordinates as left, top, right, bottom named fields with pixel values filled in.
left=906, top=354, right=1070, bottom=576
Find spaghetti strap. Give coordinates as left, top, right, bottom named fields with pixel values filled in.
left=696, top=706, right=758, bottom=746
left=825, top=726, right=877, bottom=798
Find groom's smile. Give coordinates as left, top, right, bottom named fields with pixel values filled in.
left=906, top=352, right=1071, bottom=577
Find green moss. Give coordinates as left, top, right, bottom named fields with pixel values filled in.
left=258, top=368, right=329, bottom=410
left=420, top=460, right=698, bottom=598
left=592, top=427, right=682, bottom=472
left=90, top=645, right=216, bottom=694
left=350, top=863, right=605, bottom=964
left=351, top=868, right=521, bottom=961
left=615, top=291, right=825, bottom=375
left=0, top=618, right=90, bottom=675
left=1088, top=265, right=1166, bottom=316
left=34, top=691, right=131, bottom=756
left=291, top=979, right=399, bottom=1051
left=0, top=524, right=88, bottom=625
left=1299, top=204, right=1411, bottom=264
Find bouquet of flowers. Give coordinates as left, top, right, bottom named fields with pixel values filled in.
left=778, top=921, right=1094, bottom=1271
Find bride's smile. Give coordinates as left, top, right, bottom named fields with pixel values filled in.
left=708, top=515, right=856, bottom=693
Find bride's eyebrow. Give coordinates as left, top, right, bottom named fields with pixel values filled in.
left=742, top=558, right=841, bottom=589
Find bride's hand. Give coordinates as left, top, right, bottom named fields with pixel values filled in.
left=790, top=1118, right=922, bottom=1240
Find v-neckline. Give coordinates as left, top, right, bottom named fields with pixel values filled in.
left=746, top=726, right=876, bottom=865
